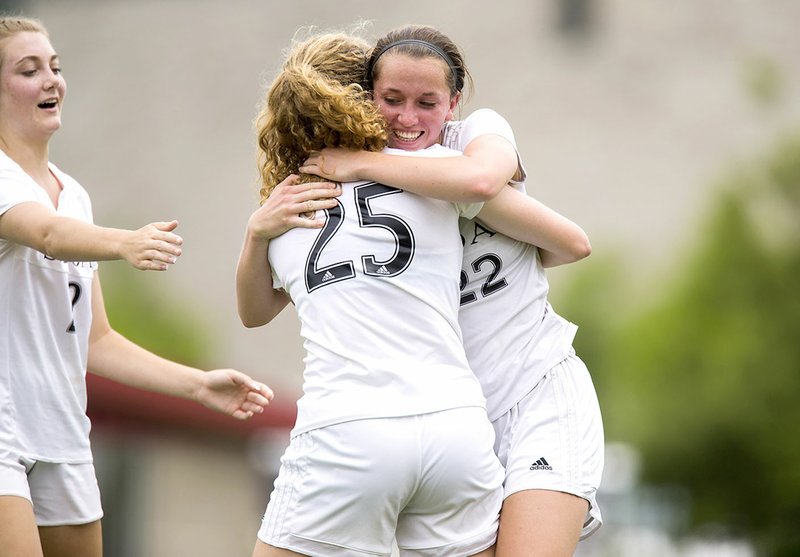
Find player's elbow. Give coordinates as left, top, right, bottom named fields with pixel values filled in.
left=550, top=233, right=592, bottom=266
left=239, top=312, right=269, bottom=328
left=567, top=235, right=592, bottom=263
left=466, top=173, right=507, bottom=201
left=239, top=303, right=285, bottom=328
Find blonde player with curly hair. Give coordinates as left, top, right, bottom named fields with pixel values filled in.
left=238, top=31, right=506, bottom=557
left=255, top=33, right=388, bottom=200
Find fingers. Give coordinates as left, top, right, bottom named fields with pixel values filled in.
left=300, top=196, right=339, bottom=214
left=158, top=232, right=184, bottom=248
left=274, top=174, right=300, bottom=191
left=293, top=182, right=340, bottom=200
left=131, top=223, right=184, bottom=271
left=247, top=381, right=274, bottom=400
left=150, top=226, right=183, bottom=248
left=151, top=219, right=180, bottom=233
left=292, top=183, right=341, bottom=213
left=133, top=258, right=171, bottom=271
left=227, top=372, right=274, bottom=401
left=246, top=392, right=273, bottom=409
left=241, top=400, right=267, bottom=415
left=231, top=382, right=274, bottom=420
left=131, top=240, right=183, bottom=271
left=256, top=180, right=341, bottom=235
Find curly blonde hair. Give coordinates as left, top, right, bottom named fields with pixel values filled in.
left=255, top=32, right=388, bottom=203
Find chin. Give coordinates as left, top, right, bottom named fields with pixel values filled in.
left=43, top=119, right=62, bottom=133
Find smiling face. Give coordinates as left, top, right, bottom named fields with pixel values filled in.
left=0, top=31, right=66, bottom=145
left=371, top=52, right=459, bottom=151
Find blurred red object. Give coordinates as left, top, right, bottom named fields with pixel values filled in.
left=86, top=373, right=296, bottom=440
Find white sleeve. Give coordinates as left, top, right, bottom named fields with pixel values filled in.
left=457, top=108, right=517, bottom=150
left=444, top=108, right=527, bottom=187
left=0, top=169, right=39, bottom=217
left=456, top=201, right=484, bottom=219
left=270, top=264, right=284, bottom=291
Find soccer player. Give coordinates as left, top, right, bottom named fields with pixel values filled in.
left=0, top=16, right=273, bottom=557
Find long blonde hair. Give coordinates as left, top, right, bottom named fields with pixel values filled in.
left=255, top=31, right=388, bottom=203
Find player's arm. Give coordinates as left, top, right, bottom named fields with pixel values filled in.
left=236, top=230, right=290, bottom=327
left=87, top=275, right=273, bottom=420
left=476, top=187, right=591, bottom=268
left=300, top=134, right=518, bottom=203
left=236, top=175, right=341, bottom=327
left=0, top=201, right=182, bottom=271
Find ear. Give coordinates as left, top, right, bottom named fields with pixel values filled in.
left=444, top=91, right=461, bottom=122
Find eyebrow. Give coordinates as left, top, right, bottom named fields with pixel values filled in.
left=380, top=87, right=441, bottom=97
left=14, top=54, right=60, bottom=67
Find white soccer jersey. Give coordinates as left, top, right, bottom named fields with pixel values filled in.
left=0, top=151, right=96, bottom=463
left=443, top=109, right=578, bottom=421
left=269, top=145, right=487, bottom=436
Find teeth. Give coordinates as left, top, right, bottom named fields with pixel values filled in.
left=394, top=130, right=422, bottom=141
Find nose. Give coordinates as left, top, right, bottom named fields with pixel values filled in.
left=395, top=105, right=418, bottom=127
left=42, top=68, right=61, bottom=90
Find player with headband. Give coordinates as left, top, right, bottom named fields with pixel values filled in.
left=301, top=23, right=604, bottom=557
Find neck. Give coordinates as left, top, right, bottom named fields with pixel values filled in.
left=0, top=132, right=51, bottom=182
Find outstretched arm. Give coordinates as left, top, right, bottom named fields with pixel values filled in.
left=300, top=134, right=519, bottom=203
left=87, top=275, right=274, bottom=420
left=476, top=187, right=591, bottom=268
left=236, top=175, right=341, bottom=327
left=0, top=201, right=183, bottom=271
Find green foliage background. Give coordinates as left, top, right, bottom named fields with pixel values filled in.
left=98, top=262, right=211, bottom=368
left=557, top=135, right=800, bottom=556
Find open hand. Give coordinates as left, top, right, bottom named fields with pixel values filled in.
left=249, top=174, right=341, bottom=241
left=122, top=220, right=183, bottom=271
left=195, top=368, right=275, bottom=420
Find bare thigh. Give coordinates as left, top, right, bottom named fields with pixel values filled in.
left=252, top=540, right=310, bottom=557
left=39, top=520, right=102, bottom=557
left=496, top=489, right=587, bottom=557
left=0, top=495, right=43, bottom=557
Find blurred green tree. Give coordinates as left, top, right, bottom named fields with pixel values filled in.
left=97, top=261, right=211, bottom=367
left=571, top=134, right=800, bottom=556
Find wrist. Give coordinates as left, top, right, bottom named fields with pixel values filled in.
left=357, top=151, right=382, bottom=180
left=112, top=228, right=132, bottom=261
left=245, top=227, right=273, bottom=251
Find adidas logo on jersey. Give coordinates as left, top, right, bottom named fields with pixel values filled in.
left=322, top=271, right=336, bottom=282
left=375, top=265, right=390, bottom=275
left=529, top=457, right=553, bottom=471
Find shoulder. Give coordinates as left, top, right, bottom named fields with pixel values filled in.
left=465, top=108, right=510, bottom=125
left=0, top=152, right=39, bottom=215
left=444, top=108, right=516, bottom=150
left=463, top=108, right=515, bottom=141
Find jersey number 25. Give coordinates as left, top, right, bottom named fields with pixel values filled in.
left=305, top=183, right=415, bottom=293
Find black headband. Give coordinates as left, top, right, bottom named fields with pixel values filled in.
left=365, top=38, right=462, bottom=91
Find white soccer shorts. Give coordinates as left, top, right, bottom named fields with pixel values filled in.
left=492, top=351, right=604, bottom=539
left=258, top=406, right=504, bottom=556
left=0, top=450, right=103, bottom=526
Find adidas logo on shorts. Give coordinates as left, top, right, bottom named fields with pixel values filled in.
left=529, top=457, right=553, bottom=471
